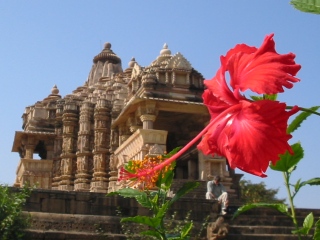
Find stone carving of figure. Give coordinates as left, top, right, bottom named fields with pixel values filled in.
left=67, top=138, right=73, bottom=151
left=62, top=158, right=71, bottom=175
left=77, top=137, right=81, bottom=151
left=84, top=122, right=89, bottom=131
left=112, top=130, right=119, bottom=146
left=109, top=154, right=118, bottom=171
left=207, top=217, right=229, bottom=240
left=94, top=155, right=99, bottom=171
left=94, top=155, right=105, bottom=171
left=62, top=139, right=67, bottom=152
left=82, top=137, right=88, bottom=149
left=77, top=157, right=87, bottom=172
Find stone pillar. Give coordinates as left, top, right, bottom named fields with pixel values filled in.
left=107, top=154, right=118, bottom=193
left=188, top=159, right=197, bottom=180
left=140, top=114, right=156, bottom=129
left=25, top=136, right=36, bottom=159
left=74, top=101, right=94, bottom=191
left=52, top=101, right=63, bottom=190
left=59, top=101, right=78, bottom=191
left=137, top=101, right=158, bottom=130
left=90, top=98, right=110, bottom=193
left=108, top=128, right=119, bottom=193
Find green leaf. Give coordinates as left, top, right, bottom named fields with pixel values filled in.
left=169, top=182, right=199, bottom=206
left=163, top=147, right=181, bottom=158
left=298, top=178, right=320, bottom=191
left=294, top=178, right=301, bottom=192
left=180, top=221, right=193, bottom=238
left=292, top=212, right=314, bottom=235
left=233, top=203, right=289, bottom=219
left=151, top=191, right=159, bottom=204
left=250, top=94, right=277, bottom=101
left=264, top=93, right=277, bottom=100
left=124, top=160, right=137, bottom=173
left=166, top=234, right=182, bottom=240
left=313, top=218, right=320, bottom=240
left=156, top=201, right=170, bottom=219
left=287, top=106, right=320, bottom=134
left=250, top=95, right=263, bottom=101
left=291, top=0, right=320, bottom=15
left=270, top=143, right=304, bottom=173
left=155, top=148, right=178, bottom=189
left=294, top=178, right=320, bottom=198
left=303, top=212, right=314, bottom=233
left=107, top=188, right=146, bottom=198
left=121, top=216, right=161, bottom=228
left=135, top=194, right=153, bottom=209
left=156, top=162, right=176, bottom=190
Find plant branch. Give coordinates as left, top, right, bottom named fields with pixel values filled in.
left=283, top=171, right=301, bottom=240
left=287, top=106, right=320, bottom=116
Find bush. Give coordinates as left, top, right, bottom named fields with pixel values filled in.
left=0, top=185, right=31, bottom=240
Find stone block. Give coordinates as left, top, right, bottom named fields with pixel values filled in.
left=40, top=198, right=66, bottom=213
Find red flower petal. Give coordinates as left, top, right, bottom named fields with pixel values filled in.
left=223, top=34, right=301, bottom=95
left=198, top=100, right=299, bottom=177
left=203, top=66, right=244, bottom=108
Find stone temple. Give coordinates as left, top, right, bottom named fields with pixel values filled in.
left=12, top=42, right=239, bottom=193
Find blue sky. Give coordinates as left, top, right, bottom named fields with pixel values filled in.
left=0, top=1, right=319, bottom=208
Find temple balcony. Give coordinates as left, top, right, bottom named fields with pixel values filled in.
left=14, top=158, right=53, bottom=189
left=115, top=128, right=168, bottom=169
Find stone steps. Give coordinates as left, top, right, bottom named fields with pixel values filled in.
left=170, top=179, right=241, bottom=204
left=230, top=225, right=300, bottom=235
left=19, top=188, right=320, bottom=240
left=25, top=229, right=126, bottom=240
left=226, top=233, right=311, bottom=240
left=223, top=207, right=318, bottom=240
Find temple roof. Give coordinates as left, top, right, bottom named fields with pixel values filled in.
left=93, top=42, right=121, bottom=64
left=12, top=131, right=56, bottom=152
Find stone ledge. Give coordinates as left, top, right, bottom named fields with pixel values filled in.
left=24, top=229, right=126, bottom=240
left=25, top=212, right=122, bottom=234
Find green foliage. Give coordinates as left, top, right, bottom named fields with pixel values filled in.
left=314, top=218, right=320, bottom=240
left=169, top=182, right=199, bottom=207
left=233, top=203, right=289, bottom=219
left=250, top=93, right=277, bottom=101
left=0, top=185, right=32, bottom=240
left=291, top=0, right=320, bottom=14
left=270, top=142, right=304, bottom=173
left=292, top=212, right=314, bottom=235
left=287, top=106, right=320, bottom=134
left=108, top=159, right=199, bottom=240
left=239, top=179, right=286, bottom=204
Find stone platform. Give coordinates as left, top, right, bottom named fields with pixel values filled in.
left=16, top=187, right=320, bottom=239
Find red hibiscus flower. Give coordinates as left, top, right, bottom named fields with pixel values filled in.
left=198, top=33, right=300, bottom=177
left=119, top=34, right=301, bottom=184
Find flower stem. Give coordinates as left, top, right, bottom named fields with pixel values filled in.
left=283, top=171, right=301, bottom=240
left=287, top=106, right=320, bottom=116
